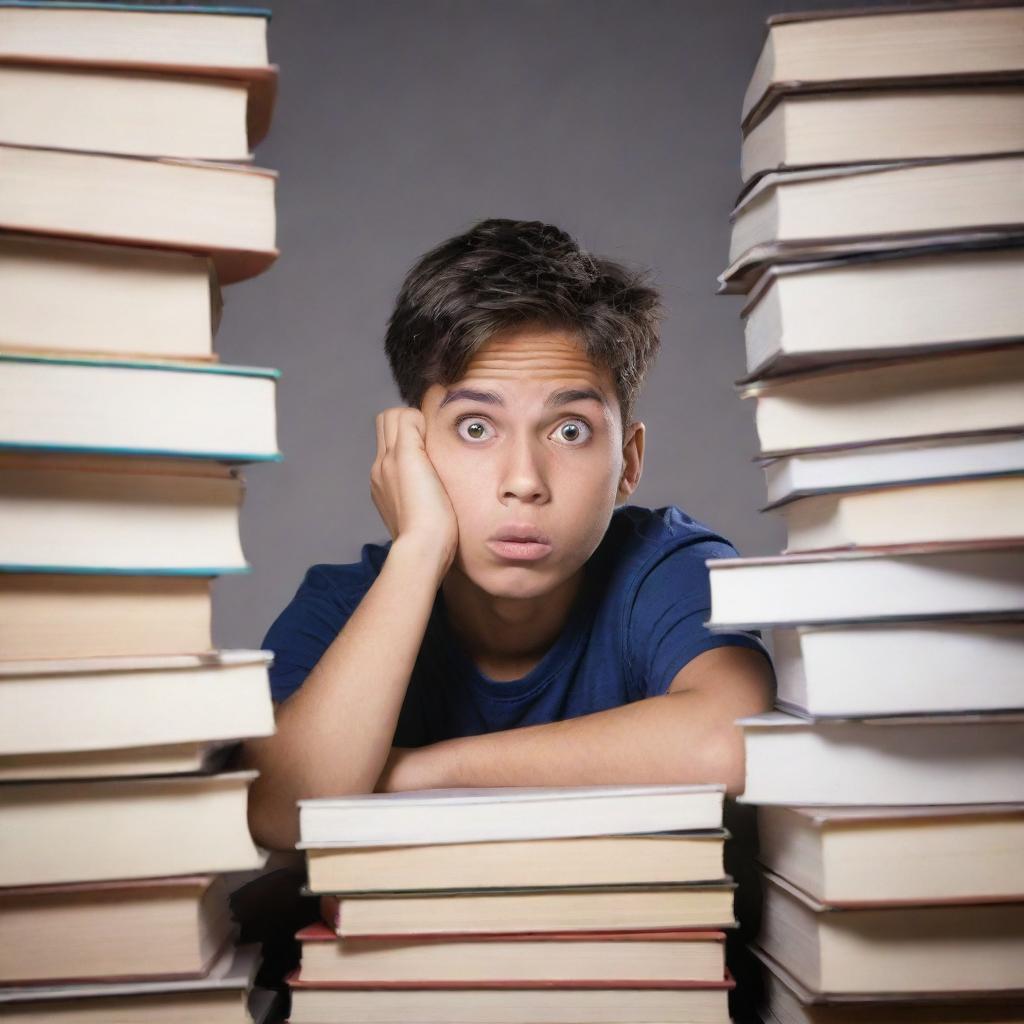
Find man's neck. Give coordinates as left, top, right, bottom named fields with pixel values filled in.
left=440, top=566, right=584, bottom=682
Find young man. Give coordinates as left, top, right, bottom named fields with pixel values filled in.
left=241, top=219, right=773, bottom=852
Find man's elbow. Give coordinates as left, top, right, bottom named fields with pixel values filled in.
left=245, top=770, right=300, bottom=853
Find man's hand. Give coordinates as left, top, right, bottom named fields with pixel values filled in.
left=371, top=407, right=459, bottom=573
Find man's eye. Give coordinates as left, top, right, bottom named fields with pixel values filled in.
left=551, top=419, right=591, bottom=445
left=456, top=418, right=493, bottom=442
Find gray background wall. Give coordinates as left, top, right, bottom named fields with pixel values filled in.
left=212, top=0, right=890, bottom=648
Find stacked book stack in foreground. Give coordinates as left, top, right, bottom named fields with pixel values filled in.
left=0, top=3, right=282, bottom=1021
left=712, top=3, right=1024, bottom=1022
left=291, top=784, right=736, bottom=1024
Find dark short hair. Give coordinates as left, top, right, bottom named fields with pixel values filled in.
left=384, top=218, right=661, bottom=424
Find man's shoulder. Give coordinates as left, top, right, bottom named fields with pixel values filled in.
left=296, top=539, right=392, bottom=609
left=601, top=504, right=739, bottom=577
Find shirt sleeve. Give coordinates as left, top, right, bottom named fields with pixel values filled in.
left=625, top=537, right=770, bottom=701
left=261, top=564, right=358, bottom=704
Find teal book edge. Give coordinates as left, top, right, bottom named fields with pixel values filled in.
left=0, top=352, right=281, bottom=380
left=0, top=2, right=271, bottom=18
left=0, top=563, right=250, bottom=576
left=0, top=442, right=283, bottom=462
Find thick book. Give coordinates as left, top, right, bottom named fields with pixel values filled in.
left=0, top=572, right=212, bottom=661
left=0, top=352, right=280, bottom=462
left=727, top=155, right=1024, bottom=286
left=0, top=143, right=277, bottom=283
left=0, top=64, right=255, bottom=160
left=759, top=946, right=1024, bottom=1024
left=0, top=650, right=274, bottom=778
left=740, top=346, right=1024, bottom=458
left=0, top=234, right=221, bottom=361
left=0, top=939, right=259, bottom=1024
left=762, top=434, right=1024, bottom=506
left=323, top=883, right=736, bottom=938
left=0, top=770, right=264, bottom=887
left=759, top=870, right=1024, bottom=996
left=739, top=710, right=1024, bottom=806
left=741, top=3, right=1024, bottom=130
left=741, top=86, right=1024, bottom=184
left=777, top=475, right=1024, bottom=552
left=298, top=784, right=723, bottom=847
left=305, top=831, right=727, bottom=895
left=0, top=874, right=236, bottom=984
left=758, top=803, right=1024, bottom=906
left=772, top=621, right=1024, bottom=717
left=0, top=452, right=248, bottom=574
left=707, top=542, right=1024, bottom=628
left=741, top=248, right=1024, bottom=379
left=296, top=922, right=726, bottom=984
left=0, top=0, right=276, bottom=144
left=287, top=973, right=734, bottom=1024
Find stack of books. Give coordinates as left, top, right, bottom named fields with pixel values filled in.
left=0, top=3, right=282, bottom=1021
left=712, top=3, right=1024, bottom=1022
left=290, top=784, right=737, bottom=1023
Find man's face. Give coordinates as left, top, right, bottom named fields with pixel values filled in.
left=420, top=325, right=644, bottom=600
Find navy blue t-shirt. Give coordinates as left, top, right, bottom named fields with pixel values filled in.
left=262, top=504, right=766, bottom=747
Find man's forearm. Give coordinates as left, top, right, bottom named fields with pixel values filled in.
left=241, top=537, right=445, bottom=850
left=384, top=680, right=761, bottom=796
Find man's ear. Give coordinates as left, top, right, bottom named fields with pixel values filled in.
left=616, top=421, right=645, bottom=503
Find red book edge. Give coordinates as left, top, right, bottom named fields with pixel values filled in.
left=296, top=922, right=726, bottom=943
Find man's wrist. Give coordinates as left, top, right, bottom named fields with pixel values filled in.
left=387, top=533, right=453, bottom=586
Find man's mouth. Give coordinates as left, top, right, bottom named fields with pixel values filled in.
left=486, top=526, right=553, bottom=562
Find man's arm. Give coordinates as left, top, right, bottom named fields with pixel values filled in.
left=239, top=409, right=457, bottom=852
left=375, top=645, right=773, bottom=795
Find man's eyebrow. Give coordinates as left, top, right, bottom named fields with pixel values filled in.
left=437, top=386, right=609, bottom=410
left=438, top=388, right=504, bottom=409
left=545, top=387, right=609, bottom=409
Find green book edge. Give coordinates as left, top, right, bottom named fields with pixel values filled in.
left=0, top=442, right=282, bottom=462
left=0, top=352, right=281, bottom=380
left=0, top=563, right=250, bottom=576
left=0, top=2, right=271, bottom=18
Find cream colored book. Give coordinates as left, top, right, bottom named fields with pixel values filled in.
left=742, top=346, right=1024, bottom=457
left=0, top=771, right=264, bottom=887
left=0, top=941, right=259, bottom=1024
left=772, top=621, right=1024, bottom=717
left=0, top=235, right=220, bottom=361
left=298, top=923, right=726, bottom=984
left=0, top=650, right=274, bottom=771
left=728, top=155, right=1024, bottom=271
left=0, top=64, right=252, bottom=160
left=739, top=711, right=1024, bottom=806
left=707, top=543, right=1024, bottom=628
left=326, top=883, right=736, bottom=937
left=0, top=144, right=277, bottom=284
left=742, top=248, right=1024, bottom=379
left=0, top=573, right=212, bottom=662
left=761, top=948, right=1024, bottom=1024
left=762, top=435, right=1024, bottom=506
left=306, top=832, right=727, bottom=895
left=0, top=874, right=236, bottom=984
left=759, top=870, right=1024, bottom=995
left=742, top=4, right=1024, bottom=129
left=287, top=981, right=732, bottom=1024
left=0, top=3, right=269, bottom=68
left=0, top=353, right=280, bottom=461
left=299, top=783, right=723, bottom=847
left=777, top=475, right=1024, bottom=552
left=742, top=87, right=1024, bottom=183
left=0, top=452, right=247, bottom=573
left=758, top=804, right=1024, bottom=906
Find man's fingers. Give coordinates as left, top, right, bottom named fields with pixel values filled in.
left=382, top=408, right=401, bottom=453
left=395, top=408, right=427, bottom=450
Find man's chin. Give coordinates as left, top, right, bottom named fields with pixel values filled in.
left=462, top=563, right=561, bottom=602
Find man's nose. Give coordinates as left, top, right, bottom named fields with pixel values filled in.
left=498, top=434, right=550, bottom=505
